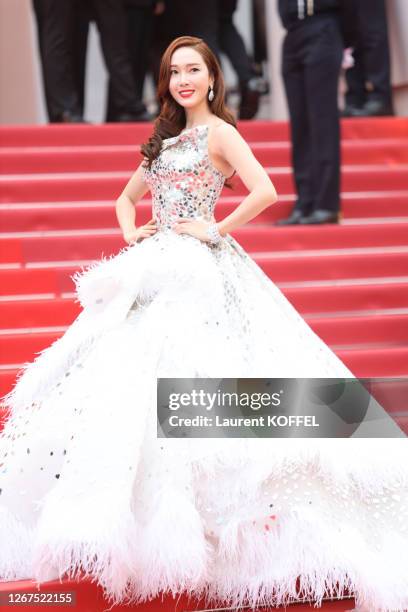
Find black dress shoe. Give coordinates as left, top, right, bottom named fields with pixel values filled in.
left=239, top=77, right=266, bottom=120
left=352, top=99, right=394, bottom=117
left=114, top=110, right=154, bottom=122
left=341, top=104, right=363, bottom=118
left=275, top=210, right=306, bottom=226
left=59, top=111, right=87, bottom=123
left=299, top=210, right=340, bottom=224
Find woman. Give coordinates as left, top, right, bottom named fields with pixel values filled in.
left=1, top=36, right=407, bottom=612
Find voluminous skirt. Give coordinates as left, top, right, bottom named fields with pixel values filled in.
left=1, top=230, right=408, bottom=611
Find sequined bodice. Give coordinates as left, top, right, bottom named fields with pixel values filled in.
left=142, top=124, right=226, bottom=230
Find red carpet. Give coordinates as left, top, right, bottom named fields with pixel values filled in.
left=0, top=117, right=407, bottom=610
left=0, top=577, right=355, bottom=612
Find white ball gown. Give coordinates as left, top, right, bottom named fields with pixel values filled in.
left=0, top=124, right=407, bottom=611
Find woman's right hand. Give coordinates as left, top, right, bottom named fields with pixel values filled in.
left=123, top=218, right=157, bottom=245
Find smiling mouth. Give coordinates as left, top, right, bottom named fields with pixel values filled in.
left=179, top=90, right=195, bottom=97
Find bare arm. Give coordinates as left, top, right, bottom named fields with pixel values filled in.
left=115, top=160, right=157, bottom=244
left=211, top=123, right=278, bottom=237
left=115, top=160, right=149, bottom=234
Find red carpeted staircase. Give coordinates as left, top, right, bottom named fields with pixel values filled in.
left=1, top=117, right=407, bottom=610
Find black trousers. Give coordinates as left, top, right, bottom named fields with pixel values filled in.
left=165, top=0, right=221, bottom=61
left=170, top=0, right=253, bottom=84
left=33, top=0, right=144, bottom=121
left=32, top=0, right=87, bottom=121
left=105, top=4, right=153, bottom=121
left=344, top=0, right=392, bottom=108
left=219, top=0, right=253, bottom=86
left=89, top=0, right=146, bottom=117
left=281, top=14, right=343, bottom=215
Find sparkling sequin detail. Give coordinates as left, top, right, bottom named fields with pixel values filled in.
left=143, top=125, right=225, bottom=231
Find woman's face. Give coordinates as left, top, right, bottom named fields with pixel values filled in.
left=168, top=47, right=213, bottom=109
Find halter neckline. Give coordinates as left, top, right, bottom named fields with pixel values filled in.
left=163, top=124, right=208, bottom=142
left=159, top=123, right=235, bottom=180
left=180, top=123, right=210, bottom=134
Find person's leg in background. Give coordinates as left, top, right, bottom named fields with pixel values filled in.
left=149, top=2, right=175, bottom=101
left=32, top=0, right=51, bottom=119
left=91, top=0, right=151, bottom=122
left=32, top=0, right=84, bottom=122
left=173, top=0, right=221, bottom=61
left=275, top=26, right=314, bottom=226
left=343, top=0, right=393, bottom=117
left=356, top=0, right=393, bottom=116
left=251, top=0, right=268, bottom=77
left=218, top=0, right=261, bottom=120
left=342, top=46, right=367, bottom=116
left=299, top=16, right=343, bottom=224
left=73, top=0, right=92, bottom=118
left=219, top=0, right=252, bottom=84
left=128, top=2, right=155, bottom=101
left=105, top=0, right=155, bottom=122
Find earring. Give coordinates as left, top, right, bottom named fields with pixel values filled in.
left=208, top=86, right=214, bottom=102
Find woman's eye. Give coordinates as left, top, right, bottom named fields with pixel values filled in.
left=170, top=68, right=199, bottom=74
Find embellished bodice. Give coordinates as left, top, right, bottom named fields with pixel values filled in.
left=142, top=124, right=226, bottom=231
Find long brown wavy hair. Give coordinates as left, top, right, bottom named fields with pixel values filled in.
left=141, top=36, right=237, bottom=189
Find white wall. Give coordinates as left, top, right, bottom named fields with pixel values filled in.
left=387, top=0, right=408, bottom=114
left=0, top=0, right=43, bottom=124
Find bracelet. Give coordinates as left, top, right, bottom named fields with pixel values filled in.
left=206, top=222, right=222, bottom=244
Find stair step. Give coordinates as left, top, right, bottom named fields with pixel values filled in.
left=0, top=266, right=78, bottom=296
left=1, top=223, right=408, bottom=264
left=369, top=378, right=408, bottom=414
left=311, top=312, right=408, bottom=344
left=0, top=575, right=356, bottom=612
left=2, top=139, right=408, bottom=174
left=1, top=192, right=407, bottom=231
left=1, top=313, right=407, bottom=367
left=285, top=282, right=408, bottom=313
left=336, top=346, right=408, bottom=377
left=1, top=116, right=407, bottom=147
left=1, top=252, right=407, bottom=299
left=0, top=297, right=81, bottom=327
left=0, top=192, right=402, bottom=232
left=2, top=165, right=408, bottom=203
left=1, top=283, right=408, bottom=326
left=257, top=249, right=408, bottom=282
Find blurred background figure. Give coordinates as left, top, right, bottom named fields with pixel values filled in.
left=32, top=0, right=268, bottom=123
left=105, top=0, right=163, bottom=122
left=32, top=0, right=153, bottom=123
left=275, top=0, right=357, bottom=226
left=150, top=0, right=267, bottom=120
left=251, top=0, right=268, bottom=79
left=342, top=0, right=394, bottom=117
left=32, top=0, right=88, bottom=122
left=175, top=0, right=220, bottom=57
left=218, top=0, right=268, bottom=119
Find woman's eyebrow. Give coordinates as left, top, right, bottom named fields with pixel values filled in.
left=170, top=63, right=201, bottom=68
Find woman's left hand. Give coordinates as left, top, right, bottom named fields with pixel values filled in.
left=172, top=218, right=213, bottom=242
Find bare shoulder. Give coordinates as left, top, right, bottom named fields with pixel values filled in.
left=211, top=120, right=239, bottom=136
left=208, top=120, right=242, bottom=153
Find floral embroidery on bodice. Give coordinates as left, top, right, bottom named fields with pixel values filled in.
left=142, top=124, right=226, bottom=231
